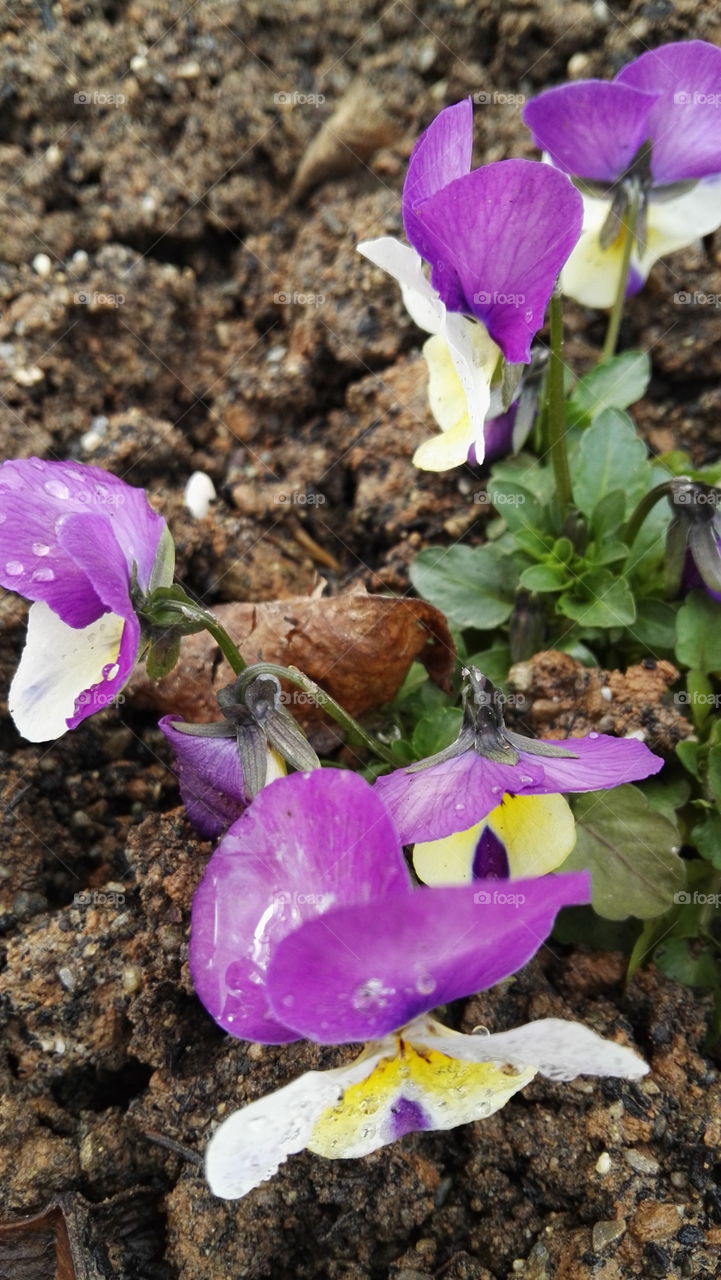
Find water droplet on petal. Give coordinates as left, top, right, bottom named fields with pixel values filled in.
left=5, top=560, right=23, bottom=576
left=589, top=731, right=599, bottom=739
left=351, top=978, right=395, bottom=1012
left=0, top=512, right=6, bottom=525
left=454, top=802, right=466, bottom=812
left=519, top=774, right=533, bottom=784
left=44, top=479, right=70, bottom=500
left=471, top=1024, right=490, bottom=1036
left=102, top=663, right=120, bottom=680
left=280, top=994, right=295, bottom=1009
left=32, top=567, right=54, bottom=582
left=491, top=785, right=502, bottom=795
left=415, top=973, right=437, bottom=996
left=32, top=542, right=50, bottom=556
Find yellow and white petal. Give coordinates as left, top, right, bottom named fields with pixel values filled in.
left=205, top=1048, right=387, bottom=1199
left=308, top=1037, right=534, bottom=1159
left=414, top=1016, right=648, bottom=1081
left=443, top=311, right=499, bottom=461
left=560, top=193, right=627, bottom=309
left=423, top=333, right=469, bottom=435
left=9, top=601, right=124, bottom=743
left=642, top=176, right=721, bottom=270
left=491, top=793, right=576, bottom=878
left=412, top=417, right=476, bottom=471
left=265, top=746, right=288, bottom=784
left=357, top=236, right=443, bottom=335
left=413, top=793, right=576, bottom=886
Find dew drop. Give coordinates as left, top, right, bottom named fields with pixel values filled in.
left=491, top=785, right=502, bottom=795
left=415, top=973, right=437, bottom=997
left=44, top=479, right=70, bottom=500
left=471, top=1024, right=490, bottom=1037
left=519, top=774, right=533, bottom=784
left=351, top=978, right=394, bottom=1012
left=32, top=541, right=50, bottom=556
left=5, top=560, right=23, bottom=576
left=454, top=802, right=466, bottom=813
left=280, top=994, right=295, bottom=1009
left=32, top=567, right=54, bottom=582
left=102, top=662, right=120, bottom=680
left=0, top=512, right=6, bottom=525
left=589, top=731, right=599, bottom=739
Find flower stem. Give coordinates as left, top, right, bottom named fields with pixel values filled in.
left=623, top=481, right=673, bottom=547
left=546, top=288, right=573, bottom=518
left=197, top=612, right=247, bottom=675
left=601, top=185, right=640, bottom=363
left=236, top=662, right=397, bottom=764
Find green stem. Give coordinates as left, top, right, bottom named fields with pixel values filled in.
left=197, top=612, right=247, bottom=676
left=601, top=185, right=640, bottom=363
left=546, top=289, right=573, bottom=517
left=623, top=481, right=672, bottom=547
left=236, top=662, right=397, bottom=764
left=144, top=593, right=247, bottom=675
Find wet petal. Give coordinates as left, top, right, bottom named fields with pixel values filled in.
left=518, top=733, right=663, bottom=794
left=617, top=40, right=721, bottom=183
left=9, top=602, right=126, bottom=742
left=190, top=770, right=411, bottom=1044
left=523, top=80, right=657, bottom=182
left=411, top=159, right=583, bottom=362
left=413, top=793, right=576, bottom=885
left=265, top=871, right=590, bottom=1043
left=417, top=1016, right=648, bottom=1080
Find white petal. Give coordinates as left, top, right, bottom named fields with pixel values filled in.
left=205, top=1050, right=385, bottom=1200
left=411, top=1017, right=648, bottom=1081
left=560, top=194, right=625, bottom=309
left=644, top=175, right=721, bottom=264
left=357, top=237, right=444, bottom=334
left=442, top=312, right=498, bottom=461
left=9, top=602, right=125, bottom=743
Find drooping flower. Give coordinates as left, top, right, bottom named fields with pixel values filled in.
left=358, top=100, right=583, bottom=470
left=663, top=478, right=721, bottom=602
left=374, top=669, right=664, bottom=846
left=0, top=458, right=173, bottom=742
left=191, top=769, right=647, bottom=1198
left=523, top=41, right=721, bottom=308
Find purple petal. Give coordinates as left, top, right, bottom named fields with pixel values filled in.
left=159, top=717, right=246, bottom=839
left=468, top=403, right=517, bottom=466
left=265, top=872, right=591, bottom=1043
left=189, top=770, right=411, bottom=1043
left=403, top=100, right=473, bottom=267
left=617, top=40, right=721, bottom=183
left=66, top=612, right=140, bottom=731
left=0, top=459, right=165, bottom=625
left=412, top=160, right=583, bottom=362
left=522, top=81, right=657, bottom=182
left=375, top=734, right=663, bottom=844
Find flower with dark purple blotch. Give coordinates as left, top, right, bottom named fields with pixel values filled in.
left=374, top=669, right=664, bottom=846
left=523, top=40, right=721, bottom=308
left=358, top=100, right=582, bottom=470
left=0, top=458, right=173, bottom=742
left=191, top=769, right=647, bottom=1199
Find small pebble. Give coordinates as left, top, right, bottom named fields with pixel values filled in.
left=58, top=967, right=76, bottom=991
left=32, top=253, right=52, bottom=277
left=624, top=1148, right=660, bottom=1174
left=595, top=1151, right=612, bottom=1174
left=184, top=470, right=217, bottom=518
left=592, top=1219, right=626, bottom=1251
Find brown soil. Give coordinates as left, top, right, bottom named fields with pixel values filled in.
left=2, top=2, right=721, bottom=1277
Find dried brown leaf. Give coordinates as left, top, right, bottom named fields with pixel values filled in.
left=291, top=79, right=398, bottom=202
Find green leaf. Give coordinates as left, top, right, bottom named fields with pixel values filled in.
left=568, top=351, right=651, bottom=427
left=687, top=669, right=715, bottom=732
left=708, top=746, right=721, bottom=806
left=518, top=564, right=568, bottom=592
left=591, top=489, right=627, bottom=539
left=464, top=642, right=511, bottom=688
left=145, top=633, right=182, bottom=679
left=628, top=915, right=674, bottom=979
left=676, top=738, right=701, bottom=779
left=558, top=571, right=636, bottom=628
left=514, top=528, right=554, bottom=560
left=675, top=590, right=721, bottom=672
left=489, top=455, right=556, bottom=505
left=572, top=409, right=649, bottom=518
left=692, top=810, right=721, bottom=869
left=655, top=938, right=720, bottom=990
left=410, top=545, right=515, bottom=630
left=487, top=479, right=546, bottom=532
left=561, top=785, right=686, bottom=920
left=632, top=599, right=677, bottom=650
left=586, top=539, right=630, bottom=567
left=640, top=772, right=691, bottom=818
left=411, top=708, right=463, bottom=759
left=553, top=906, right=639, bottom=950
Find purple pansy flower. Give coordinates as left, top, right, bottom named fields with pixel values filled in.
left=0, top=458, right=172, bottom=742
left=663, top=479, right=721, bottom=602
left=374, top=670, right=664, bottom=845
left=192, top=769, right=647, bottom=1199
left=358, top=100, right=582, bottom=470
left=523, top=41, right=721, bottom=308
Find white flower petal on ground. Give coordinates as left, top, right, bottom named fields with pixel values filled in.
left=9, top=601, right=125, bottom=742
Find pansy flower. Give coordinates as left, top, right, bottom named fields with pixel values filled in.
left=358, top=100, right=582, bottom=470
left=374, top=669, right=664, bottom=847
left=662, top=478, right=721, bottom=602
left=191, top=769, right=647, bottom=1198
left=523, top=40, right=721, bottom=308
left=0, top=458, right=173, bottom=742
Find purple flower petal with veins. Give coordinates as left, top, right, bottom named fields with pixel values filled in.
left=616, top=40, right=721, bottom=183
left=159, top=718, right=248, bottom=839
left=522, top=81, right=658, bottom=183
left=374, top=732, right=663, bottom=845
left=0, top=458, right=170, bottom=741
left=189, top=769, right=590, bottom=1045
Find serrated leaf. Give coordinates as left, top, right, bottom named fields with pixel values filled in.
left=568, top=351, right=651, bottom=427
left=572, top=409, right=649, bottom=518
left=410, top=545, right=515, bottom=630
left=561, top=784, right=686, bottom=920
left=676, top=590, right=721, bottom=672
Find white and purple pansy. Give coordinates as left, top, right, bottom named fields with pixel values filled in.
left=523, top=40, right=721, bottom=307
left=191, top=769, right=648, bottom=1199
left=0, top=458, right=172, bottom=742
left=358, top=99, right=583, bottom=470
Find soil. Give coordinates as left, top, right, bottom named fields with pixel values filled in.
left=1, top=1, right=721, bottom=1277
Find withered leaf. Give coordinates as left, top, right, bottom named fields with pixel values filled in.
left=130, top=592, right=455, bottom=726
left=0, top=1202, right=77, bottom=1280
left=291, top=79, right=398, bottom=202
